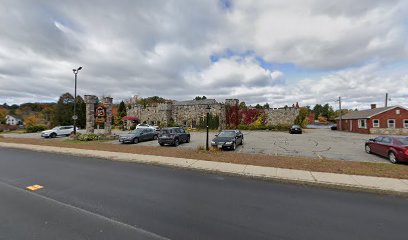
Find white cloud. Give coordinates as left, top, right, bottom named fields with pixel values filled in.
left=0, top=0, right=407, bottom=109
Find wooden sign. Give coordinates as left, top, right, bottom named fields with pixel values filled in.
left=95, top=106, right=106, bottom=124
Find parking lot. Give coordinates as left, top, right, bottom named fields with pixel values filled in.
left=1, top=129, right=387, bottom=163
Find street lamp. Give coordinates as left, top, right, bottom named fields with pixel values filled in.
left=205, top=105, right=211, bottom=151
left=72, top=66, right=82, bottom=135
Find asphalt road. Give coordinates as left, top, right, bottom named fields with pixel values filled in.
left=0, top=148, right=407, bottom=240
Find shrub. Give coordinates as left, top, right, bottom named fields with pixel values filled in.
left=265, top=124, right=291, bottom=131
left=25, top=124, right=47, bottom=133
left=237, top=124, right=248, bottom=130
left=74, top=133, right=119, bottom=141
left=76, top=133, right=99, bottom=141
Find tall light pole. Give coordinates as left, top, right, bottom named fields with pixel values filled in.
left=72, top=66, right=82, bottom=135
left=205, top=105, right=211, bottom=151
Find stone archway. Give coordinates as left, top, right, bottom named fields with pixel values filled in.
left=84, top=95, right=113, bottom=134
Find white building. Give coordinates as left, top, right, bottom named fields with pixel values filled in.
left=5, top=115, right=23, bottom=125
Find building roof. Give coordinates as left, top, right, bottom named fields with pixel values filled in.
left=338, top=106, right=405, bottom=120
left=173, top=99, right=218, bottom=106
left=6, top=115, right=22, bottom=121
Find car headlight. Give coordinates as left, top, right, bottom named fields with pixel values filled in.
left=211, top=141, right=215, bottom=144
left=226, top=141, right=233, bottom=145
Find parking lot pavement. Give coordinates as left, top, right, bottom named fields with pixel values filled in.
left=2, top=129, right=387, bottom=163
left=113, top=129, right=386, bottom=163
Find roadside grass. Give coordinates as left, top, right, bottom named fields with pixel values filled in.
left=1, top=137, right=407, bottom=179
left=63, top=139, right=114, bottom=144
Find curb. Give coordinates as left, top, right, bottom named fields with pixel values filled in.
left=1, top=142, right=408, bottom=195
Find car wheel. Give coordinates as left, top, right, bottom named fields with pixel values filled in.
left=365, top=145, right=371, bottom=154
left=153, top=135, right=158, bottom=140
left=159, top=143, right=164, bottom=146
left=186, top=136, right=190, bottom=143
left=240, top=138, right=244, bottom=145
left=50, top=133, right=57, bottom=138
left=388, top=152, right=398, bottom=164
left=232, top=142, right=236, bottom=150
left=174, top=139, right=179, bottom=147
left=133, top=138, right=139, bottom=144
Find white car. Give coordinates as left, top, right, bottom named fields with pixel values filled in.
left=41, top=126, right=78, bottom=138
left=136, top=124, right=156, bottom=130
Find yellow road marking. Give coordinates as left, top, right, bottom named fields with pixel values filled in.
left=26, top=184, right=44, bottom=191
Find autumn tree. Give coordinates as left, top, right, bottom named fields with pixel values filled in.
left=294, top=107, right=310, bottom=127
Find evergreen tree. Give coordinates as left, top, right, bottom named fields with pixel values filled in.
left=52, top=93, right=74, bottom=126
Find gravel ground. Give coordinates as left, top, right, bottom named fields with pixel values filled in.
left=0, top=128, right=390, bottom=163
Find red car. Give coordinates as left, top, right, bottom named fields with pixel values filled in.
left=365, top=136, right=408, bottom=164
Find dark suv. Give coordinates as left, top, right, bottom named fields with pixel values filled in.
left=158, top=127, right=190, bottom=146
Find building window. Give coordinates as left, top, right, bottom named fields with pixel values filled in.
left=388, top=119, right=395, bottom=128
left=372, top=119, right=380, bottom=128
left=358, top=119, right=367, bottom=129
left=396, top=109, right=400, bottom=115
left=404, top=119, right=408, bottom=128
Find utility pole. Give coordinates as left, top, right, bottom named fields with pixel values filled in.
left=385, top=93, right=388, bottom=107
left=338, top=96, right=342, bottom=131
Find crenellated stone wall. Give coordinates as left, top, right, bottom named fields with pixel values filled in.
left=265, top=108, right=299, bottom=125
left=126, top=98, right=299, bottom=129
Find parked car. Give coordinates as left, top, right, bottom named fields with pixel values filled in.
left=211, top=130, right=243, bottom=150
left=289, top=125, right=302, bottom=134
left=365, top=136, right=408, bottom=163
left=136, top=123, right=155, bottom=129
left=119, top=128, right=158, bottom=144
left=158, top=127, right=190, bottom=146
left=330, top=125, right=337, bottom=130
left=41, top=126, right=78, bottom=138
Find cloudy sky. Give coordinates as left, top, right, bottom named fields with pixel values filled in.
left=1, top=0, right=408, bottom=109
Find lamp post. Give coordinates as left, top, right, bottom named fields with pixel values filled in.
left=72, top=66, right=82, bottom=135
left=205, top=105, right=211, bottom=151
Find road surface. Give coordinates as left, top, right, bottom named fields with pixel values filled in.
left=0, top=147, right=406, bottom=240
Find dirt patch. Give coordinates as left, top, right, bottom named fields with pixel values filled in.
left=1, top=137, right=407, bottom=179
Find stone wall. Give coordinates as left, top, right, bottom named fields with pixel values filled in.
left=370, top=128, right=408, bottom=135
left=172, top=103, right=224, bottom=129
left=84, top=95, right=98, bottom=133
left=126, top=98, right=299, bottom=129
left=265, top=108, right=299, bottom=125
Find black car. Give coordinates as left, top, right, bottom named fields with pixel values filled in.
left=158, top=127, right=190, bottom=146
left=330, top=125, right=337, bottom=130
left=211, top=130, right=243, bottom=150
left=289, top=125, right=302, bottom=134
left=119, top=128, right=158, bottom=144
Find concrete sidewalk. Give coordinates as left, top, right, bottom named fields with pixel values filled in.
left=1, top=142, right=407, bottom=194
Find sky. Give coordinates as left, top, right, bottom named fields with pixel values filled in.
left=0, top=0, right=408, bottom=110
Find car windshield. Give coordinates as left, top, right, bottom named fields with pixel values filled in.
left=292, top=125, right=300, bottom=128
left=160, top=129, right=173, bottom=134
left=218, top=131, right=236, bottom=138
left=397, top=137, right=408, bottom=145
left=131, top=129, right=143, bottom=134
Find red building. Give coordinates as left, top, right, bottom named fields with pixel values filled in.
left=336, top=104, right=408, bottom=134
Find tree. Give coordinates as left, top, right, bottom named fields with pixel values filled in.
left=194, top=96, right=207, bottom=100
left=239, top=102, right=247, bottom=109
left=52, top=93, right=74, bottom=126
left=263, top=103, right=270, bottom=109
left=255, top=104, right=263, bottom=109
left=0, top=107, right=7, bottom=124
left=118, top=101, right=127, bottom=118
left=294, top=107, right=309, bottom=127
left=24, top=114, right=41, bottom=126
left=76, top=96, right=86, bottom=128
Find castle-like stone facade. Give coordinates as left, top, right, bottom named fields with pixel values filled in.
left=126, top=97, right=299, bottom=129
